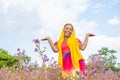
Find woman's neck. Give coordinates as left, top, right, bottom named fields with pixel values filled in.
left=64, top=37, right=68, bottom=42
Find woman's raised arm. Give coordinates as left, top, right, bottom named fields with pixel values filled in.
left=79, top=33, right=95, bottom=50
left=41, top=37, right=58, bottom=52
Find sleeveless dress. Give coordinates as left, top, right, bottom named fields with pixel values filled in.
left=54, top=40, right=86, bottom=75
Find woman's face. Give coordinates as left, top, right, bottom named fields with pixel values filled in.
left=64, top=24, right=73, bottom=38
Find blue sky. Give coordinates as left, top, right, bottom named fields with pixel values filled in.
left=0, top=0, right=120, bottom=63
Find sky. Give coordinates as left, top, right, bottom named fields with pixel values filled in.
left=0, top=0, right=120, bottom=63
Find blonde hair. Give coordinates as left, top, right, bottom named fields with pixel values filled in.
left=57, top=23, right=84, bottom=70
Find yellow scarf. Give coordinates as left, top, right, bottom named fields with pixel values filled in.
left=57, top=27, right=84, bottom=71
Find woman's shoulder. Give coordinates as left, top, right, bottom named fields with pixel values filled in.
left=76, top=38, right=82, bottom=43
left=54, top=41, right=58, bottom=45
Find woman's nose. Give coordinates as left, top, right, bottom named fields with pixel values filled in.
left=67, top=29, right=70, bottom=31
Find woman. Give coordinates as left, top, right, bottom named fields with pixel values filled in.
left=42, top=23, right=95, bottom=78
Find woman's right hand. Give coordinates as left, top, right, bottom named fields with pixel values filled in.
left=41, top=37, right=50, bottom=41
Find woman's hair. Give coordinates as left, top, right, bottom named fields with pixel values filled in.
left=57, top=23, right=84, bottom=70
left=64, top=23, right=73, bottom=28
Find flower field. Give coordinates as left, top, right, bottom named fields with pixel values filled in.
left=0, top=39, right=120, bottom=80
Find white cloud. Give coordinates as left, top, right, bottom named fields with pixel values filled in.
left=0, top=0, right=90, bottom=32
left=36, top=0, right=90, bottom=31
left=90, top=35, right=120, bottom=50
left=1, top=0, right=120, bottom=63
left=91, top=1, right=112, bottom=13
left=108, top=16, right=120, bottom=25
left=82, top=35, right=120, bottom=63
left=75, top=20, right=97, bottom=36
left=92, top=2, right=104, bottom=13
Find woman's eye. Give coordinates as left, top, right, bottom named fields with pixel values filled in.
left=70, top=29, right=72, bottom=31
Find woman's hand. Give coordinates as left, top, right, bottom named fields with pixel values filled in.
left=87, top=33, right=95, bottom=37
left=41, top=37, right=50, bottom=41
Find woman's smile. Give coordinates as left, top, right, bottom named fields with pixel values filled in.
left=64, top=25, right=73, bottom=37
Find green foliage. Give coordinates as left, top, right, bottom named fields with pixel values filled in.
left=0, top=48, right=19, bottom=69
left=98, top=47, right=120, bottom=72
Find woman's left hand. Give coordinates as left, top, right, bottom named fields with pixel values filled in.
left=87, top=33, right=95, bottom=37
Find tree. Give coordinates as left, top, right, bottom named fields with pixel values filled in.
left=98, top=47, right=120, bottom=71
left=0, top=48, right=19, bottom=69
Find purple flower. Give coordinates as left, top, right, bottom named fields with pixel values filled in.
left=23, top=50, right=25, bottom=53
left=17, top=52, right=22, bottom=56
left=35, top=39, right=40, bottom=43
left=43, top=55, right=49, bottom=62
left=16, top=68, right=19, bottom=71
left=25, top=73, right=29, bottom=77
left=93, top=73, right=97, bottom=77
left=103, top=73, right=106, bottom=77
left=25, top=68, right=30, bottom=72
left=32, top=70, right=37, bottom=75
left=33, top=39, right=40, bottom=44
left=33, top=39, right=40, bottom=43
left=53, top=61, right=57, bottom=64
left=46, top=58, right=49, bottom=61
left=34, top=48, right=38, bottom=52
left=76, top=71, right=80, bottom=75
left=17, top=48, right=20, bottom=51
left=90, top=70, right=95, bottom=75
left=43, top=58, right=49, bottom=62
left=59, top=67, right=63, bottom=70
left=44, top=54, right=47, bottom=58
left=51, top=64, right=53, bottom=67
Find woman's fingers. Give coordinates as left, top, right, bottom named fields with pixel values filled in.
left=41, top=37, right=50, bottom=41
left=87, top=33, right=95, bottom=37
left=89, top=33, right=95, bottom=37
left=41, top=38, right=48, bottom=41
